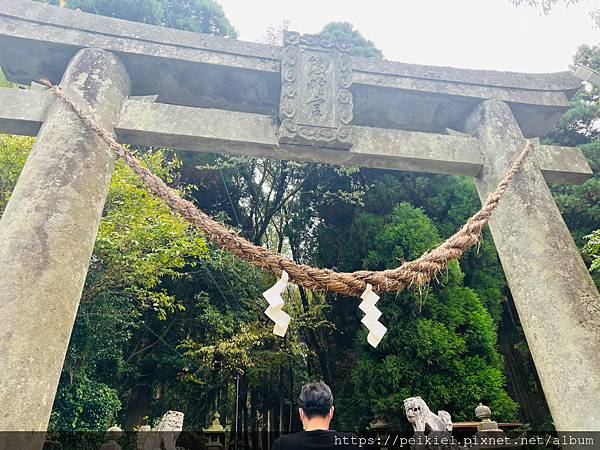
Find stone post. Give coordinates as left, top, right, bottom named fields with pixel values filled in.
left=467, top=99, right=600, bottom=431
left=0, top=48, right=130, bottom=443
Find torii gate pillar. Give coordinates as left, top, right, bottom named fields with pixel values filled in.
left=0, top=48, right=130, bottom=442
left=469, top=99, right=600, bottom=431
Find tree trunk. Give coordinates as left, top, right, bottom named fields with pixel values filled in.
left=498, top=294, right=552, bottom=428
left=250, top=387, right=259, bottom=449
left=288, top=363, right=294, bottom=432
left=124, top=375, right=153, bottom=429
left=242, top=374, right=250, bottom=450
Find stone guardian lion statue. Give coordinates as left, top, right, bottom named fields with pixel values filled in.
left=404, top=397, right=452, bottom=433
left=136, top=410, right=184, bottom=450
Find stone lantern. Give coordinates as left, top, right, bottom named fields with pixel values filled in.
left=475, top=403, right=504, bottom=440
left=100, top=426, right=123, bottom=450
left=203, top=411, right=227, bottom=450
left=369, top=417, right=391, bottom=449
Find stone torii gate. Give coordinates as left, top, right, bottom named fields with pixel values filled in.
left=0, top=0, right=599, bottom=438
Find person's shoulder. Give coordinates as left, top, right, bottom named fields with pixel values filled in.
left=274, top=432, right=297, bottom=442
left=273, top=430, right=366, bottom=450
left=272, top=431, right=304, bottom=447
left=274, top=431, right=306, bottom=441
left=273, top=430, right=335, bottom=449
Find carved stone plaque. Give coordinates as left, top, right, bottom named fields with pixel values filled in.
left=278, top=31, right=353, bottom=149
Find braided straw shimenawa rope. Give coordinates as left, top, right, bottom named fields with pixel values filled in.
left=44, top=81, right=532, bottom=297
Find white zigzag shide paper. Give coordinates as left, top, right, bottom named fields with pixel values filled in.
left=262, top=270, right=291, bottom=337
left=359, top=284, right=387, bottom=348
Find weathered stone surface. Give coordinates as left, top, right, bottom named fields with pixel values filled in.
left=136, top=411, right=184, bottom=450
left=0, top=1, right=280, bottom=115
left=535, top=143, right=593, bottom=184
left=467, top=100, right=600, bottom=431
left=116, top=100, right=485, bottom=174
left=351, top=84, right=572, bottom=137
left=278, top=31, right=353, bottom=149
left=574, top=64, right=600, bottom=87
left=0, top=89, right=591, bottom=181
left=353, top=57, right=581, bottom=91
left=0, top=0, right=581, bottom=135
left=0, top=88, right=51, bottom=136
left=114, top=101, right=593, bottom=182
left=404, top=397, right=452, bottom=433
left=100, top=426, right=124, bottom=450
left=0, top=47, right=130, bottom=442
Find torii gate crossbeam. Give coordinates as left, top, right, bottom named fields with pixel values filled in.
left=0, top=1, right=599, bottom=443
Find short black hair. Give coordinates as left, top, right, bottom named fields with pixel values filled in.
left=299, top=381, right=333, bottom=418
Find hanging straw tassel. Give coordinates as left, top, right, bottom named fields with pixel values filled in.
left=263, top=270, right=291, bottom=337
left=359, top=284, right=387, bottom=348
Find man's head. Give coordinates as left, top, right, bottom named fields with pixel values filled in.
left=298, top=381, right=334, bottom=430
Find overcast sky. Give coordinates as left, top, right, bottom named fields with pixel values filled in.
left=219, top=0, right=599, bottom=73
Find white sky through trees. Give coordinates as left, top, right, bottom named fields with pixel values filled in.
left=219, top=0, right=599, bottom=72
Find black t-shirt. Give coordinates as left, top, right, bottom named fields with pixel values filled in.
left=272, top=430, right=362, bottom=450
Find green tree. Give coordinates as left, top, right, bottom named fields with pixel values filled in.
left=509, top=0, right=599, bottom=26
left=86, top=150, right=209, bottom=317
left=50, top=376, right=121, bottom=431
left=548, top=45, right=600, bottom=275
left=0, top=137, right=213, bottom=429
left=37, top=0, right=237, bottom=37
left=0, top=135, right=32, bottom=212
left=314, top=182, right=517, bottom=428
left=546, top=45, right=600, bottom=147
left=0, top=68, right=16, bottom=88
left=354, top=204, right=517, bottom=425
left=320, top=22, right=383, bottom=58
